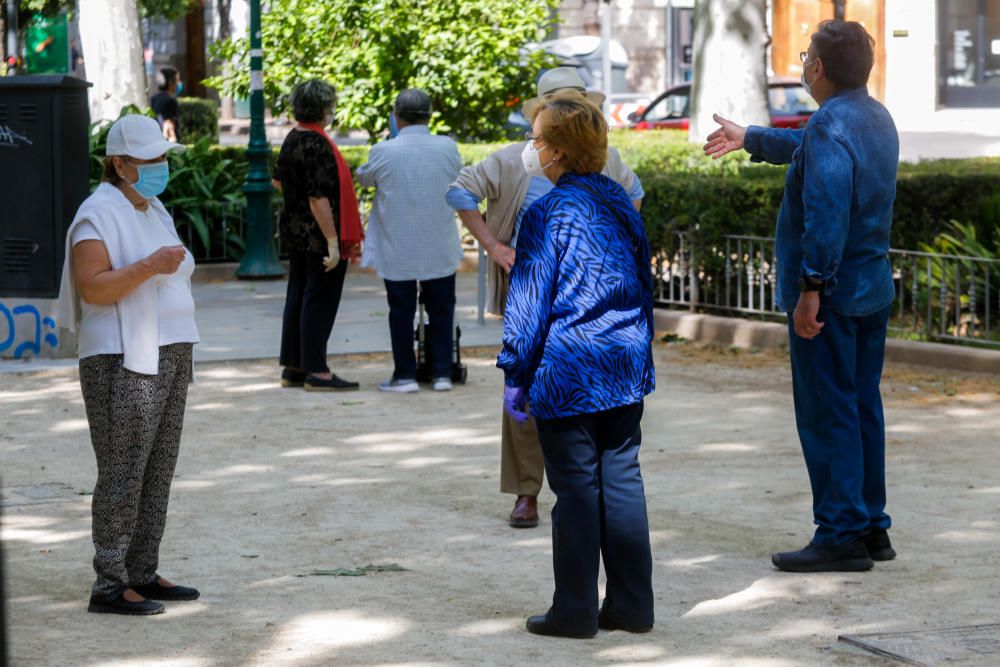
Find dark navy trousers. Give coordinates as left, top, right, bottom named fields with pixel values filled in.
left=384, top=273, right=455, bottom=380
left=787, top=304, right=893, bottom=548
left=534, top=401, right=654, bottom=633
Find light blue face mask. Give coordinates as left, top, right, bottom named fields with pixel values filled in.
left=131, top=162, right=170, bottom=199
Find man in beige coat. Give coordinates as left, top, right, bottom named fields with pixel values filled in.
left=446, top=68, right=645, bottom=528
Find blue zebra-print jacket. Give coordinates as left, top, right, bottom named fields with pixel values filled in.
left=496, top=171, right=655, bottom=420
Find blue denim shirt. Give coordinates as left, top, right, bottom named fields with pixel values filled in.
left=744, top=86, right=899, bottom=316
left=496, top=172, right=655, bottom=419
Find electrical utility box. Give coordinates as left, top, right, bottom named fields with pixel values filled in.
left=0, top=75, right=91, bottom=298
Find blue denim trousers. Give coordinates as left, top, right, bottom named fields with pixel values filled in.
left=787, top=304, right=893, bottom=547
left=534, top=401, right=654, bottom=633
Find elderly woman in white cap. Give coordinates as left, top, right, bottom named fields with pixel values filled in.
left=446, top=67, right=645, bottom=530
left=58, top=114, right=200, bottom=616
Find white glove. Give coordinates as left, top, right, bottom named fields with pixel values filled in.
left=322, top=237, right=340, bottom=272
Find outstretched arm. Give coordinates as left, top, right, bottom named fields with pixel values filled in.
left=704, top=113, right=803, bottom=165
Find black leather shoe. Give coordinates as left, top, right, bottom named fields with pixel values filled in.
left=88, top=591, right=164, bottom=615
left=526, top=614, right=596, bottom=639
left=772, top=540, right=873, bottom=573
left=862, top=528, right=896, bottom=561
left=132, top=578, right=200, bottom=601
left=304, top=373, right=359, bottom=392
left=280, top=369, right=306, bottom=387
left=598, top=613, right=653, bottom=633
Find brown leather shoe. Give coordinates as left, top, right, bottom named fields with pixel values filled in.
left=509, top=495, right=538, bottom=528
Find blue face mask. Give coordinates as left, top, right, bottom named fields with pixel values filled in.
left=176, top=81, right=183, bottom=96
left=131, top=162, right=170, bottom=199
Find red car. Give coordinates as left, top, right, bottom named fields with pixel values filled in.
left=629, top=79, right=818, bottom=130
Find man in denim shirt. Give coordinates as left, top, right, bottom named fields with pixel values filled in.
left=704, top=20, right=900, bottom=572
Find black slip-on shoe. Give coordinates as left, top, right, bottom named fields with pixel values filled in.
left=304, top=373, right=360, bottom=392
left=88, top=591, right=164, bottom=616
left=132, top=579, right=200, bottom=602
left=526, top=614, right=596, bottom=639
left=598, top=613, right=653, bottom=633
left=771, top=540, right=873, bottom=573
left=280, top=369, right=306, bottom=388
left=862, top=528, right=896, bottom=561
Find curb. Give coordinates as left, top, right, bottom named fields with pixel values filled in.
left=654, top=309, right=1000, bottom=374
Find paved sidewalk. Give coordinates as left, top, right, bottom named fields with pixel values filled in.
left=0, top=267, right=502, bottom=374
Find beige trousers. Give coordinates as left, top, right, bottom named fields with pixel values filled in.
left=499, top=403, right=545, bottom=497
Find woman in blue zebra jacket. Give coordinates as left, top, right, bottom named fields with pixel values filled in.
left=497, top=93, right=656, bottom=639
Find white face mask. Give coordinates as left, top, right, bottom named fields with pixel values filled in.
left=521, top=140, right=554, bottom=178
left=801, top=60, right=816, bottom=98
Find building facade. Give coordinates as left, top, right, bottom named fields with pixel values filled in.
left=558, top=0, right=1000, bottom=152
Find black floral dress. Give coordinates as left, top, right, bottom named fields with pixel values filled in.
left=274, top=129, right=341, bottom=254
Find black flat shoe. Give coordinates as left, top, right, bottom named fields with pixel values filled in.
left=280, top=369, right=306, bottom=388
left=772, top=540, right=873, bottom=573
left=132, top=578, right=200, bottom=601
left=526, top=614, right=596, bottom=639
left=598, top=613, right=653, bottom=633
left=88, top=591, right=164, bottom=616
left=862, top=528, right=896, bottom=561
left=304, top=373, right=359, bottom=392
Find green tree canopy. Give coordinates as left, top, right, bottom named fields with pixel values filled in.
left=205, top=0, right=560, bottom=141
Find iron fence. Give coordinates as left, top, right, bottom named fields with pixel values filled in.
left=654, top=233, right=1000, bottom=348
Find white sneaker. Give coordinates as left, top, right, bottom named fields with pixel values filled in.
left=379, top=378, right=419, bottom=393
left=432, top=377, right=453, bottom=392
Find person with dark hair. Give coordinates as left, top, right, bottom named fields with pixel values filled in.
left=355, top=89, right=464, bottom=392
left=499, top=93, right=655, bottom=638
left=150, top=67, right=182, bottom=143
left=704, top=20, right=900, bottom=573
left=272, top=79, right=364, bottom=391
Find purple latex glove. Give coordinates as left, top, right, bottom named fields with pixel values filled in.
left=504, top=385, right=528, bottom=423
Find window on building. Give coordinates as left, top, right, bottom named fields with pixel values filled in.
left=939, top=0, right=1000, bottom=107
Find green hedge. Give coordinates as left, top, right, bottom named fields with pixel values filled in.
left=108, top=129, right=999, bottom=260
left=214, top=130, right=1000, bottom=252
left=178, top=98, right=220, bottom=145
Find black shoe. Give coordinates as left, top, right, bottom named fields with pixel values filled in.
left=280, top=369, right=306, bottom=388
left=88, top=591, right=165, bottom=615
left=598, top=612, right=653, bottom=633
left=771, top=540, right=873, bottom=573
left=132, top=578, right=200, bottom=601
left=862, top=528, right=896, bottom=561
left=304, top=373, right=359, bottom=392
left=526, top=614, right=596, bottom=639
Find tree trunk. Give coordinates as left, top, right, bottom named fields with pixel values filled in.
left=217, top=0, right=234, bottom=119
left=688, top=0, right=770, bottom=143
left=78, top=0, right=147, bottom=122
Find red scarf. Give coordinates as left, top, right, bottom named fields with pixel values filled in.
left=299, top=122, right=364, bottom=260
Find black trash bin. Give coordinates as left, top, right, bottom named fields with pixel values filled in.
left=0, top=75, right=92, bottom=298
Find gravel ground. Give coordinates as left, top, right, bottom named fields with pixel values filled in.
left=2, top=343, right=998, bottom=666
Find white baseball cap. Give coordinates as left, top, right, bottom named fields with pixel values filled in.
left=105, top=114, right=185, bottom=159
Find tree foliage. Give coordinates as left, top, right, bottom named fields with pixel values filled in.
left=205, top=0, right=561, bottom=141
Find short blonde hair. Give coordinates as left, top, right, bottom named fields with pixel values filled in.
left=536, top=92, right=608, bottom=175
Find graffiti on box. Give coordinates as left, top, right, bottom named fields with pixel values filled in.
left=0, top=303, right=59, bottom=358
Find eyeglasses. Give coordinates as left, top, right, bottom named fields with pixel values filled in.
left=799, top=51, right=810, bottom=63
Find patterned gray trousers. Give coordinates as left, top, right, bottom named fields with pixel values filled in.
left=79, top=343, right=192, bottom=597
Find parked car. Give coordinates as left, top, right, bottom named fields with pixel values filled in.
left=628, top=79, right=818, bottom=130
